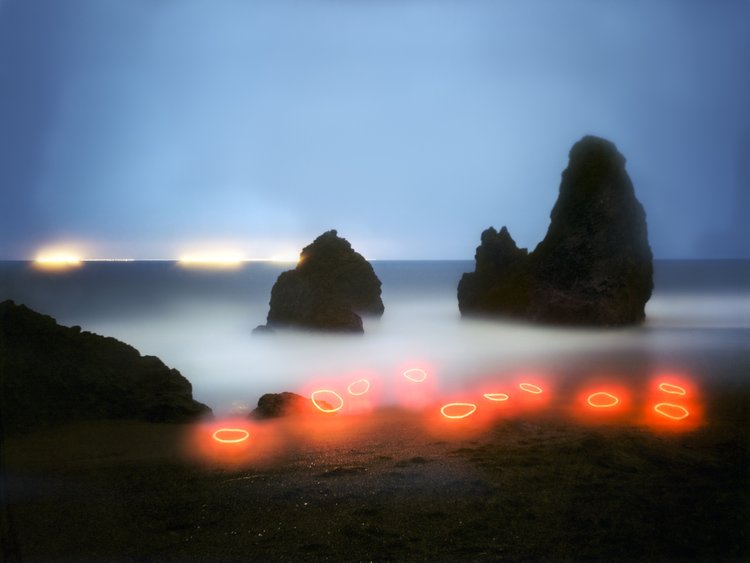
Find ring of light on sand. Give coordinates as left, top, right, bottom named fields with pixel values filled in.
left=403, top=368, right=427, bottom=383
left=519, top=383, right=543, bottom=394
left=440, top=403, right=477, bottom=419
left=311, top=390, right=344, bottom=413
left=658, top=382, right=687, bottom=396
left=653, top=403, right=690, bottom=421
left=212, top=428, right=250, bottom=444
left=347, top=378, right=371, bottom=396
left=586, top=391, right=620, bottom=408
left=483, top=393, right=510, bottom=402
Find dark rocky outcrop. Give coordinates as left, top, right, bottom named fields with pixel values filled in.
left=249, top=391, right=329, bottom=419
left=0, top=300, right=212, bottom=434
left=256, top=230, right=384, bottom=333
left=458, top=136, right=653, bottom=326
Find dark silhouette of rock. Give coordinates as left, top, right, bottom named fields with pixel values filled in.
left=0, top=300, right=212, bottom=434
left=249, top=391, right=329, bottom=419
left=257, top=230, right=384, bottom=333
left=458, top=136, right=653, bottom=326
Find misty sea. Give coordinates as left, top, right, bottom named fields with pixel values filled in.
left=1, top=260, right=748, bottom=415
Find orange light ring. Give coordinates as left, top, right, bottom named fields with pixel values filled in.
left=658, top=382, right=687, bottom=396
left=653, top=402, right=690, bottom=421
left=311, top=390, right=344, bottom=413
left=519, top=383, right=543, bottom=395
left=586, top=392, right=620, bottom=408
left=403, top=368, right=428, bottom=383
left=212, top=428, right=250, bottom=444
left=347, top=378, right=371, bottom=396
left=440, top=402, right=477, bottom=419
left=483, top=393, right=510, bottom=402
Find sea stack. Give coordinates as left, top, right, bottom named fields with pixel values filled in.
left=256, top=230, right=384, bottom=333
left=458, top=135, right=653, bottom=326
left=0, top=300, right=212, bottom=434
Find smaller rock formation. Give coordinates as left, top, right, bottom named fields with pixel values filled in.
left=256, top=230, right=384, bottom=333
left=249, top=391, right=329, bottom=419
left=0, top=300, right=212, bottom=434
left=458, top=135, right=653, bottom=326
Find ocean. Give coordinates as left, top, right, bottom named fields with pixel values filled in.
left=1, top=260, right=748, bottom=415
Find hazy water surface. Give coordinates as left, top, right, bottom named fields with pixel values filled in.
left=1, top=260, right=748, bottom=414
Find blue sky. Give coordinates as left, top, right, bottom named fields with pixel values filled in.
left=1, top=0, right=749, bottom=259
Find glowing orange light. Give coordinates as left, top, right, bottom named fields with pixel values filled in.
left=658, top=382, right=687, bottom=396
left=347, top=378, right=370, bottom=396
left=311, top=390, right=344, bottom=413
left=403, top=368, right=427, bottom=383
left=519, top=383, right=543, bottom=395
left=654, top=403, right=689, bottom=421
left=440, top=403, right=477, bottom=419
left=212, top=428, right=250, bottom=444
left=483, top=393, right=510, bottom=402
left=586, top=392, right=620, bottom=408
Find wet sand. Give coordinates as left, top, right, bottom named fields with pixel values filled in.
left=3, top=373, right=748, bottom=563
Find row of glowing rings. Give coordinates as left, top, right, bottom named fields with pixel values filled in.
left=310, top=369, right=427, bottom=413
left=211, top=377, right=691, bottom=442
left=442, top=382, right=542, bottom=419
left=442, top=382, right=690, bottom=421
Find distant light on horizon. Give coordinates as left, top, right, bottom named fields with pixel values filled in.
left=269, top=253, right=300, bottom=264
left=33, top=252, right=83, bottom=269
left=178, top=253, right=245, bottom=268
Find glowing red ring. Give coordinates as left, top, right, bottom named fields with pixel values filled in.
left=440, top=402, right=477, bottom=419
left=212, top=428, right=250, bottom=444
left=586, top=392, right=620, bottom=408
left=347, top=378, right=370, bottom=396
left=658, top=382, right=687, bottom=396
left=403, top=368, right=427, bottom=383
left=519, top=383, right=543, bottom=394
left=653, top=402, right=689, bottom=421
left=311, top=390, right=344, bottom=413
left=483, top=393, right=509, bottom=402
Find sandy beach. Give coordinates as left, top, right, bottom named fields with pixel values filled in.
left=4, top=370, right=747, bottom=562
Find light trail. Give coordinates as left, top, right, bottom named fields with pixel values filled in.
left=440, top=403, right=477, bottom=419
left=212, top=428, right=250, bottom=444
left=586, top=391, right=620, bottom=408
left=311, top=390, right=344, bottom=413
left=403, top=368, right=427, bottom=383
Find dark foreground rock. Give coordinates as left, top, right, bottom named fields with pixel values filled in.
left=0, top=300, right=212, bottom=434
left=250, top=391, right=330, bottom=419
left=256, top=230, right=384, bottom=333
left=458, top=136, right=653, bottom=325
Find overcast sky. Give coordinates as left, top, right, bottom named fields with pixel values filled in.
left=1, top=0, right=749, bottom=260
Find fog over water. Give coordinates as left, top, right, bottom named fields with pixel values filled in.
left=1, top=260, right=748, bottom=415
